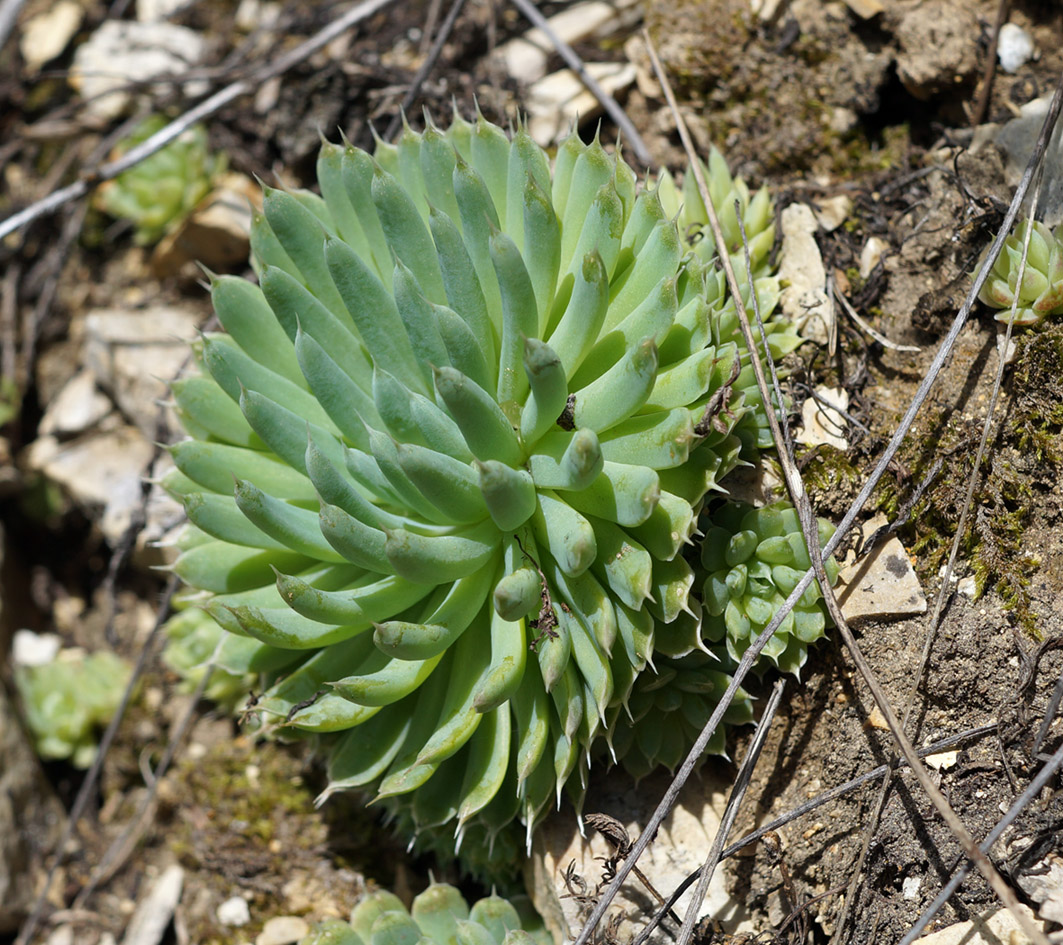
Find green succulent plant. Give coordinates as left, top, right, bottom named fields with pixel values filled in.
left=299, top=884, right=552, bottom=945
left=14, top=650, right=131, bottom=767
left=655, top=149, right=800, bottom=453
left=978, top=217, right=1063, bottom=326
left=96, top=115, right=225, bottom=245
left=656, top=147, right=776, bottom=278
left=162, top=607, right=253, bottom=709
left=606, top=649, right=754, bottom=781
left=699, top=501, right=839, bottom=676
left=162, top=111, right=796, bottom=861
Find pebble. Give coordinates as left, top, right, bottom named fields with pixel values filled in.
left=256, top=916, right=309, bottom=945
left=19, top=1, right=83, bottom=73
left=912, top=905, right=1042, bottom=944
left=526, top=63, right=637, bottom=146
left=11, top=629, right=62, bottom=668
left=997, top=23, right=1034, bottom=74
left=837, top=514, right=927, bottom=623
left=795, top=386, right=849, bottom=451
left=70, top=20, right=207, bottom=119
left=778, top=203, right=831, bottom=345
left=217, top=896, right=252, bottom=927
left=859, top=236, right=887, bottom=279
left=494, top=0, right=639, bottom=83
left=38, top=368, right=112, bottom=437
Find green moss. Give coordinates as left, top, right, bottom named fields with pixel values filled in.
left=1008, top=323, right=1063, bottom=462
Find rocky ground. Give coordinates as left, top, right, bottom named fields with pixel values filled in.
left=2, top=1, right=1063, bottom=944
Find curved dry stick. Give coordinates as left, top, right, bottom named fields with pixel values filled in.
left=572, top=47, right=1063, bottom=945
left=0, top=0, right=400, bottom=242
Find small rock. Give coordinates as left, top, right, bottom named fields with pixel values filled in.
left=45, top=928, right=74, bottom=945
left=830, top=106, right=859, bottom=134
left=530, top=769, right=752, bottom=945
left=997, top=23, right=1034, bottom=74
left=83, top=305, right=201, bottom=439
left=20, top=0, right=83, bottom=73
left=70, top=20, right=207, bottom=119
left=796, top=386, right=849, bottom=450
left=120, top=864, right=184, bottom=945
left=151, top=173, right=259, bottom=278
left=1014, top=852, right=1063, bottom=925
left=924, top=750, right=958, bottom=771
left=495, top=0, right=640, bottom=83
left=859, top=236, right=887, bottom=279
left=27, top=426, right=153, bottom=512
left=11, top=629, right=62, bottom=668
left=864, top=706, right=889, bottom=730
left=23, top=426, right=183, bottom=559
left=217, top=897, right=252, bottom=928
left=957, top=575, right=978, bottom=598
left=895, top=0, right=979, bottom=101
left=837, top=514, right=927, bottom=623
left=256, top=916, right=309, bottom=945
left=813, top=195, right=852, bottom=232
left=778, top=203, right=831, bottom=344
left=234, top=0, right=281, bottom=31
left=526, top=63, right=638, bottom=147
left=912, top=905, right=1042, bottom=944
left=38, top=368, right=112, bottom=437
left=137, top=0, right=188, bottom=21
left=903, top=875, right=923, bottom=899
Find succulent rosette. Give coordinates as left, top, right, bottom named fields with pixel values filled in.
left=299, top=883, right=552, bottom=945
left=162, top=607, right=253, bottom=708
left=162, top=112, right=789, bottom=856
left=96, top=115, right=225, bottom=245
left=14, top=650, right=132, bottom=767
left=978, top=217, right=1063, bottom=326
left=656, top=149, right=800, bottom=453
left=606, top=649, right=754, bottom=781
left=698, top=501, right=839, bottom=676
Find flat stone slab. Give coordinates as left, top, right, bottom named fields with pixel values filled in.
left=837, top=515, right=927, bottom=623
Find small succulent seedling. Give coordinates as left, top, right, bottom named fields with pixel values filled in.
left=299, top=883, right=552, bottom=945
left=14, top=650, right=131, bottom=767
left=699, top=501, right=839, bottom=676
left=96, top=115, right=224, bottom=245
left=978, top=217, right=1063, bottom=326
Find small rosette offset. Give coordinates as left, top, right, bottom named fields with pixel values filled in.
left=698, top=501, right=839, bottom=676
left=977, top=218, right=1063, bottom=326
left=297, top=883, right=553, bottom=945
left=96, top=115, right=224, bottom=245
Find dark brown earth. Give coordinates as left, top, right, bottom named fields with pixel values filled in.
left=2, top=0, right=1063, bottom=943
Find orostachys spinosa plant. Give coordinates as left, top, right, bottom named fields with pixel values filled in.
left=299, top=882, right=552, bottom=945
left=163, top=111, right=791, bottom=864
left=977, top=217, right=1063, bottom=326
